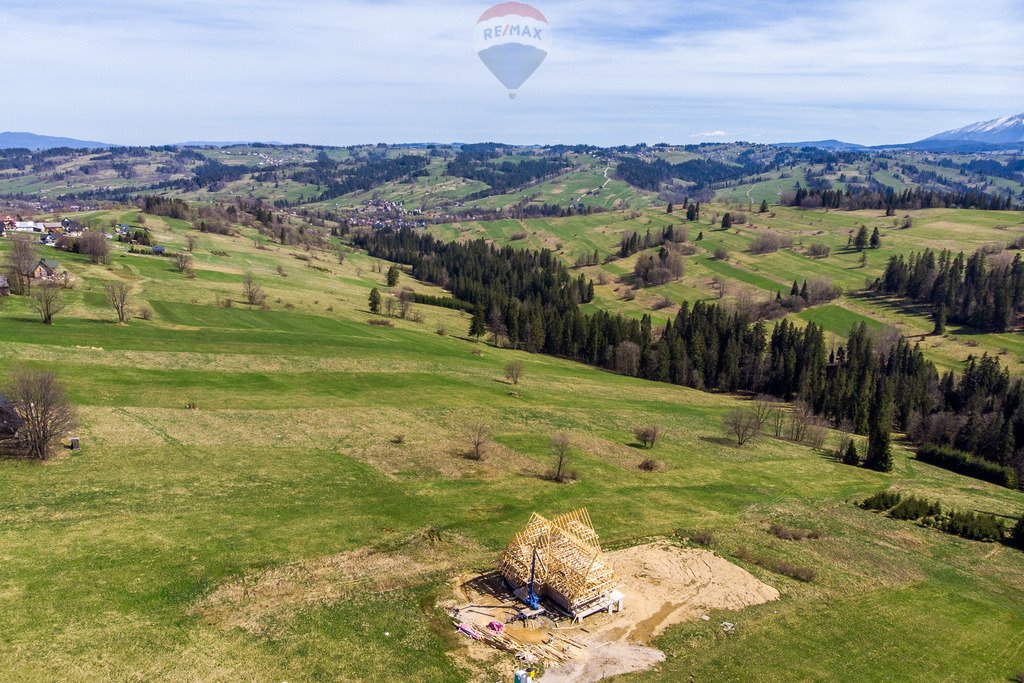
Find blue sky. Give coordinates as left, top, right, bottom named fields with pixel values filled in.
left=2, top=0, right=1022, bottom=146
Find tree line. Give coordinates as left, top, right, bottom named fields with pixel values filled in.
left=876, top=247, right=1024, bottom=333
left=791, top=186, right=1017, bottom=211
left=353, top=228, right=1024, bottom=484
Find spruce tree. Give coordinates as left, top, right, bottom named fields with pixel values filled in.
left=469, top=307, right=486, bottom=339
left=667, top=202, right=674, bottom=214
left=759, top=199, right=769, bottom=213
left=386, top=265, right=400, bottom=287
left=870, top=227, right=881, bottom=249
left=842, top=440, right=860, bottom=466
left=864, top=385, right=894, bottom=472
left=854, top=225, right=869, bottom=251
left=368, top=288, right=381, bottom=314
left=721, top=212, right=733, bottom=230
left=933, top=305, right=946, bottom=335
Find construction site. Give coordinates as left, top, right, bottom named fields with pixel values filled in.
left=446, top=509, right=781, bottom=681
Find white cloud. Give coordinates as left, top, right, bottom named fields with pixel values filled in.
left=692, top=131, right=728, bottom=138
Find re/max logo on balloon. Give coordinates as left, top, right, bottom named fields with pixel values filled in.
left=474, top=2, right=551, bottom=100
left=481, top=24, right=544, bottom=42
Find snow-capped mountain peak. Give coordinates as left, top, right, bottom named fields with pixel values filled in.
left=924, top=113, right=1024, bottom=143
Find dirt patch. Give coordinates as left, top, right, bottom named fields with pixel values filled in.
left=449, top=542, right=778, bottom=682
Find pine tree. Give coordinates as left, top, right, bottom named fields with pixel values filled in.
left=870, top=227, right=881, bottom=249
left=790, top=280, right=800, bottom=297
left=667, top=202, right=674, bottom=214
left=800, top=280, right=809, bottom=301
left=721, top=213, right=733, bottom=230
left=386, top=265, right=400, bottom=287
left=854, top=225, right=869, bottom=251
left=842, top=440, right=860, bottom=466
left=368, top=287, right=381, bottom=314
left=469, top=307, right=486, bottom=339
left=933, top=305, right=946, bottom=335
left=864, top=384, right=894, bottom=472
left=759, top=199, right=769, bottom=213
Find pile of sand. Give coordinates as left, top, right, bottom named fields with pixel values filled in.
left=540, top=542, right=779, bottom=682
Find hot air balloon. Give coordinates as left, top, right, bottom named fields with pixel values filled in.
left=473, top=2, right=551, bottom=99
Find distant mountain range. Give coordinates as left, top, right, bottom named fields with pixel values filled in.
left=776, top=113, right=1024, bottom=152
left=924, top=113, right=1024, bottom=144
left=0, top=131, right=115, bottom=150
left=775, top=139, right=867, bottom=151
left=4, top=113, right=1024, bottom=152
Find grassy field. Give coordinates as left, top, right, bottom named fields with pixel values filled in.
left=1, top=209, right=1023, bottom=681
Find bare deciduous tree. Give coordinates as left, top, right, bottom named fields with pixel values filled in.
left=241, top=272, right=265, bottom=305
left=174, top=253, right=193, bottom=274
left=4, top=235, right=36, bottom=295
left=723, top=407, right=761, bottom=446
left=504, top=361, right=524, bottom=386
left=397, top=288, right=414, bottom=319
left=2, top=367, right=77, bottom=460
left=79, top=230, right=110, bottom=264
left=550, top=433, right=574, bottom=483
left=634, top=425, right=660, bottom=449
left=31, top=283, right=64, bottom=324
left=186, top=235, right=197, bottom=253
left=468, top=423, right=492, bottom=461
left=106, top=281, right=130, bottom=324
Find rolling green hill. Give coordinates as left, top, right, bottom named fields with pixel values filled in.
left=1, top=204, right=1023, bottom=681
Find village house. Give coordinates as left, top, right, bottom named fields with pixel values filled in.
left=13, top=221, right=37, bottom=232
left=30, top=259, right=59, bottom=280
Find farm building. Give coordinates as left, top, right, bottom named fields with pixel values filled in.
left=498, top=509, right=621, bottom=620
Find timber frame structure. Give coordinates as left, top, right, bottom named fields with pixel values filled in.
left=498, top=509, right=617, bottom=614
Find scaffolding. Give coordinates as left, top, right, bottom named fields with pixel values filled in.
left=498, top=509, right=618, bottom=615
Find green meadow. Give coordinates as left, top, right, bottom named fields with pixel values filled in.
left=0, top=208, right=1023, bottom=681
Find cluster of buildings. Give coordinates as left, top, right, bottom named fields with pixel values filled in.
left=0, top=217, right=85, bottom=246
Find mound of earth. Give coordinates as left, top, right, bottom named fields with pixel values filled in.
left=541, top=541, right=779, bottom=682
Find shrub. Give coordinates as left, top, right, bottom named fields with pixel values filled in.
left=137, top=306, right=154, bottom=321
left=888, top=496, right=941, bottom=521
left=713, top=247, right=729, bottom=261
left=807, top=243, right=832, bottom=258
left=436, top=325, right=447, bottom=336
left=509, top=231, right=529, bottom=241
left=391, top=434, right=405, bottom=445
left=916, top=444, right=1018, bottom=489
left=634, top=425, right=660, bottom=448
left=689, top=530, right=714, bottom=546
left=638, top=458, right=663, bottom=472
left=367, top=318, right=394, bottom=326
left=932, top=509, right=1006, bottom=542
left=860, top=490, right=902, bottom=511
left=651, top=295, right=673, bottom=311
left=769, top=524, right=822, bottom=541
left=749, top=231, right=793, bottom=254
